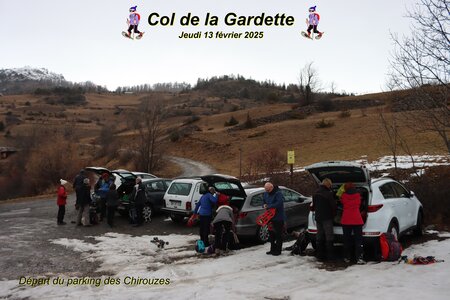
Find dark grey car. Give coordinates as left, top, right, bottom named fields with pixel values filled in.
left=230, top=187, right=312, bottom=243
left=200, top=175, right=312, bottom=243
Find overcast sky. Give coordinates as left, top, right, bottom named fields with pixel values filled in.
left=0, top=0, right=413, bottom=94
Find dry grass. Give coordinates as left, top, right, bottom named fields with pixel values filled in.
left=1, top=92, right=448, bottom=181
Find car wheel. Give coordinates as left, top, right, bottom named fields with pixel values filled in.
left=256, top=225, right=270, bottom=244
left=413, top=211, right=423, bottom=237
left=170, top=214, right=184, bottom=223
left=387, top=220, right=399, bottom=240
left=143, top=204, right=153, bottom=223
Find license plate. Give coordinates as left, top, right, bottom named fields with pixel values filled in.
left=170, top=200, right=181, bottom=207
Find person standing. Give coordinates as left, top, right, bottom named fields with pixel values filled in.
left=263, top=182, right=286, bottom=256
left=341, top=182, right=365, bottom=264
left=76, top=178, right=92, bottom=226
left=95, top=172, right=113, bottom=222
left=212, top=204, right=234, bottom=255
left=194, top=187, right=218, bottom=246
left=57, top=179, right=68, bottom=225
left=73, top=169, right=86, bottom=205
left=312, top=178, right=336, bottom=261
left=131, top=177, right=146, bottom=227
left=106, top=183, right=119, bottom=228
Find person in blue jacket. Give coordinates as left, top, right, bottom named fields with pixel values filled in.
left=194, top=186, right=218, bottom=246
left=263, top=182, right=286, bottom=256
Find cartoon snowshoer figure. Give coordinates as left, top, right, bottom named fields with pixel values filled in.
left=301, top=6, right=324, bottom=40
left=123, top=6, right=144, bottom=39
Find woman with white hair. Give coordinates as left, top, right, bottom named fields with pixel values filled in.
left=56, top=179, right=68, bottom=225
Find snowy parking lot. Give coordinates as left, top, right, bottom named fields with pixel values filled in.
left=1, top=229, right=449, bottom=299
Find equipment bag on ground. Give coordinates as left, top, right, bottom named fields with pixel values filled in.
left=380, top=232, right=403, bottom=261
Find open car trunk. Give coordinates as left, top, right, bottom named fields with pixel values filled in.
left=305, top=161, right=371, bottom=225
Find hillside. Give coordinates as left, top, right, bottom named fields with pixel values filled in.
left=0, top=81, right=448, bottom=199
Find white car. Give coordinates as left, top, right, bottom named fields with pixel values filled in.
left=305, top=161, right=423, bottom=254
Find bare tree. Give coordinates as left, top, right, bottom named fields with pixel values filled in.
left=379, top=111, right=400, bottom=172
left=134, top=98, right=165, bottom=173
left=298, top=61, right=320, bottom=105
left=389, top=0, right=449, bottom=153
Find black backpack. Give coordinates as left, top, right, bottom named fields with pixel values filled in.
left=291, top=230, right=310, bottom=255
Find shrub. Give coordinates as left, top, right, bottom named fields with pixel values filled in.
left=169, top=130, right=180, bottom=142
left=244, top=112, right=255, bottom=129
left=315, top=119, right=335, bottom=128
left=184, top=115, right=200, bottom=125
left=224, top=116, right=239, bottom=127
left=317, top=98, right=334, bottom=112
left=339, top=110, right=351, bottom=118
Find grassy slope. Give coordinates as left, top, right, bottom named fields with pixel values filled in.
left=0, top=92, right=447, bottom=177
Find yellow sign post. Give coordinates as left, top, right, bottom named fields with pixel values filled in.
left=287, top=150, right=295, bottom=185
left=287, top=151, right=295, bottom=164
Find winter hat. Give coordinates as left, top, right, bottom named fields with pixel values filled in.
left=129, top=6, right=137, bottom=12
left=309, top=6, right=316, bottom=12
left=60, top=179, right=68, bottom=185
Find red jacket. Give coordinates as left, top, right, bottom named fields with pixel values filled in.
left=57, top=185, right=67, bottom=206
left=217, top=193, right=230, bottom=207
left=341, top=191, right=363, bottom=225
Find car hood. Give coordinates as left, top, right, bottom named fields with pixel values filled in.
left=304, top=161, right=370, bottom=187
left=201, top=174, right=247, bottom=198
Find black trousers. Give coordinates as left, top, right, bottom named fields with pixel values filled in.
left=135, top=204, right=144, bottom=225
left=57, top=205, right=65, bottom=223
left=269, top=220, right=284, bottom=254
left=343, top=225, right=364, bottom=260
left=98, top=198, right=107, bottom=220
left=199, top=215, right=212, bottom=246
left=214, top=221, right=232, bottom=251
left=128, top=25, right=141, bottom=34
left=307, top=25, right=320, bottom=33
left=107, top=205, right=117, bottom=227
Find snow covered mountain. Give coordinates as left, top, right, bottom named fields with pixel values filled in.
left=0, top=67, right=65, bottom=84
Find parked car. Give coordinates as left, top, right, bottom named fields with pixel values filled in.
left=162, top=174, right=312, bottom=243
left=117, top=178, right=172, bottom=221
left=305, top=161, right=424, bottom=254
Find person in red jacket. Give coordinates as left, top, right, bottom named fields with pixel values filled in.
left=341, top=182, right=365, bottom=264
left=57, top=179, right=68, bottom=225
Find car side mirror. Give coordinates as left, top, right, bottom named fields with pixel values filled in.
left=410, top=191, right=415, bottom=198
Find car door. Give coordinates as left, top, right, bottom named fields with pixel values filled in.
left=280, top=189, right=298, bottom=228
left=285, top=189, right=310, bottom=228
left=390, top=182, right=416, bottom=229
left=379, top=182, right=407, bottom=232
left=145, top=180, right=167, bottom=209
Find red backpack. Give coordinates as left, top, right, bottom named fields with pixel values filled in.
left=380, top=232, right=403, bottom=261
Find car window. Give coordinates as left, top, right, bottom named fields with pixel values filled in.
left=379, top=183, right=396, bottom=199
left=250, top=193, right=264, bottom=207
left=167, top=182, right=192, bottom=196
left=164, top=180, right=172, bottom=188
left=213, top=181, right=241, bottom=193
left=281, top=189, right=298, bottom=203
left=390, top=182, right=410, bottom=198
left=145, top=181, right=165, bottom=192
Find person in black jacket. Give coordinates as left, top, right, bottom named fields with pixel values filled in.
left=76, top=178, right=92, bottom=226
left=312, top=178, right=336, bottom=261
left=131, top=177, right=146, bottom=227
left=73, top=170, right=86, bottom=208
left=106, top=183, right=119, bottom=228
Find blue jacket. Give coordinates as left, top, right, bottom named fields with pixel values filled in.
left=263, top=186, right=286, bottom=222
left=194, top=193, right=217, bottom=216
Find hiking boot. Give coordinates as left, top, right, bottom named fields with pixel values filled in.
left=266, top=251, right=273, bottom=255
left=271, top=252, right=281, bottom=256
left=318, top=32, right=323, bottom=38
left=357, top=258, right=366, bottom=265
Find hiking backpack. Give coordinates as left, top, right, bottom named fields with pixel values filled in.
left=380, top=232, right=403, bottom=261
